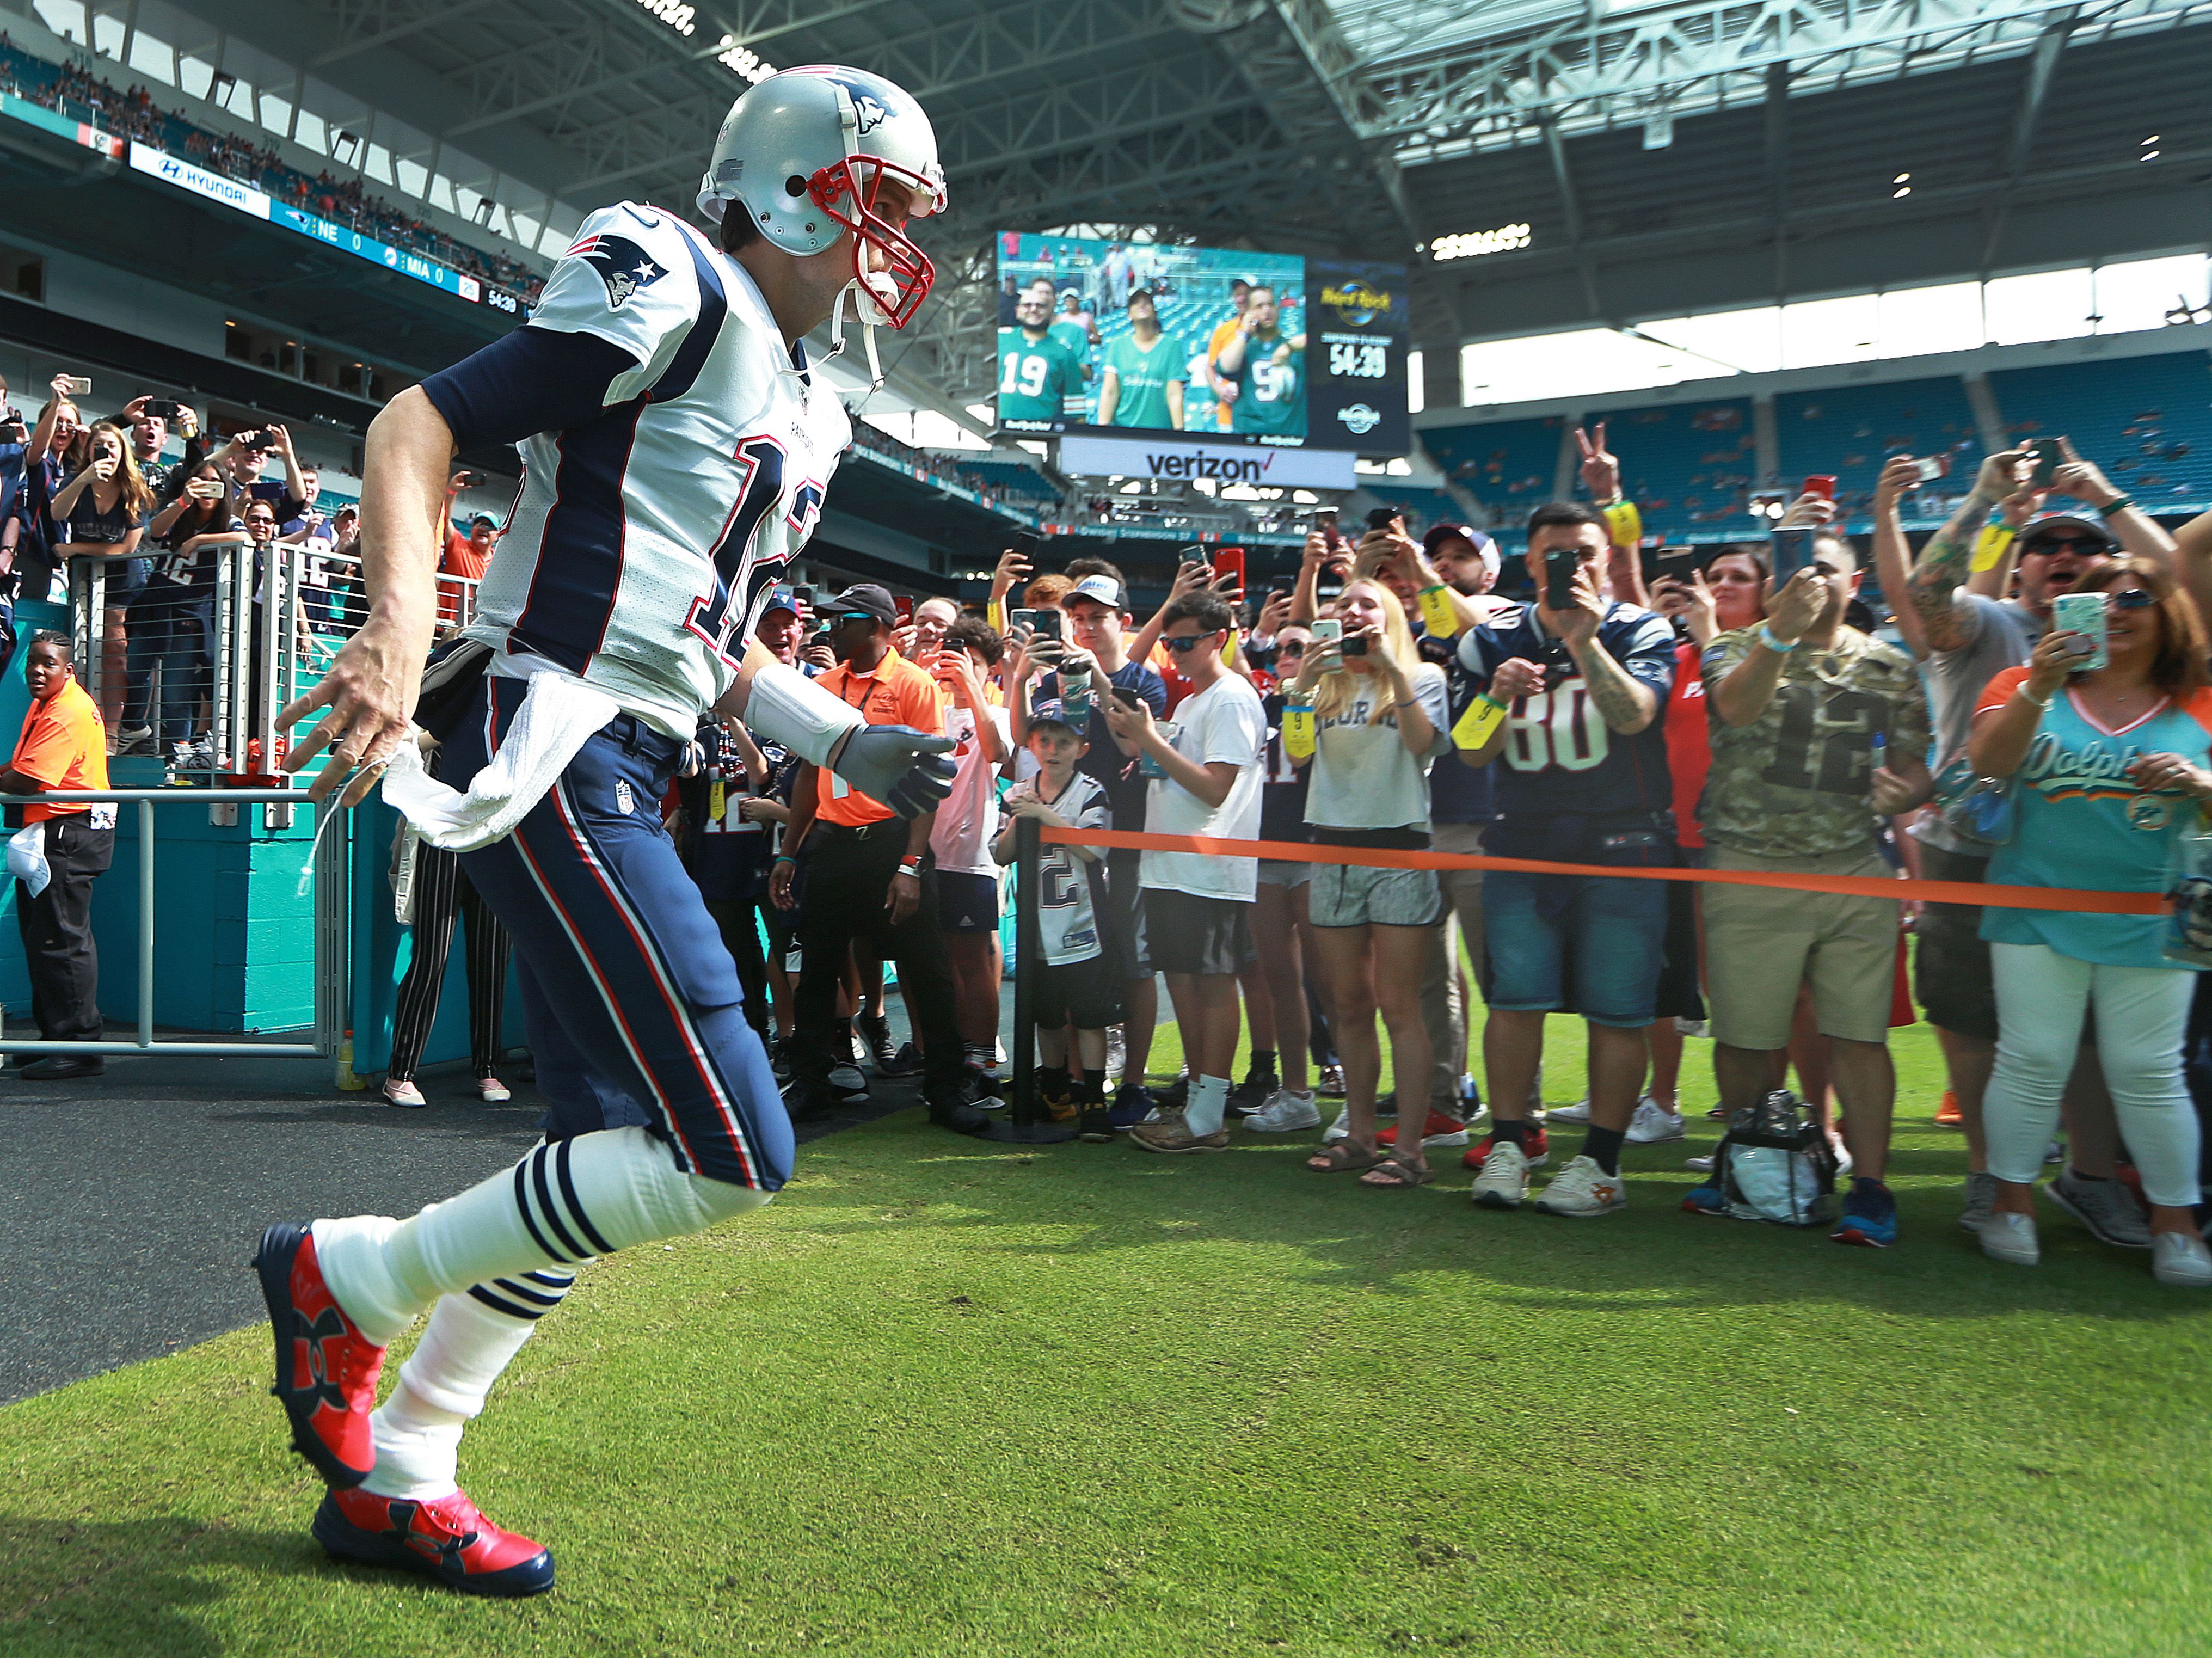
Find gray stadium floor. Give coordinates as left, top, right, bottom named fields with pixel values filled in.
left=0, top=993, right=946, bottom=1405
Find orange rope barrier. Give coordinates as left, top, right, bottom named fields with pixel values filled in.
left=1039, top=827, right=2167, bottom=917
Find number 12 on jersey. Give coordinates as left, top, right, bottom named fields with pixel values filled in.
left=685, top=433, right=822, bottom=665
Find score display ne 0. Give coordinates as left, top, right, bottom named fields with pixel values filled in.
left=1328, top=341, right=1390, bottom=378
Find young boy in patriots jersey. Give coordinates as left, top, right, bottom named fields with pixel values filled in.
left=997, top=709, right=1121, bottom=1140
left=253, top=67, right=960, bottom=1596
left=1454, top=502, right=1678, bottom=1220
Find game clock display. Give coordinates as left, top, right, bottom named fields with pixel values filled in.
left=993, top=231, right=1408, bottom=456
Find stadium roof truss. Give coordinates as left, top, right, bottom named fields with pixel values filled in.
left=118, top=0, right=2212, bottom=412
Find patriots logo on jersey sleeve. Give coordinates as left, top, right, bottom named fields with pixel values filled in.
left=568, top=233, right=666, bottom=310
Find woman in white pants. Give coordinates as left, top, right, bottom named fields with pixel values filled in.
left=1967, top=558, right=2212, bottom=1285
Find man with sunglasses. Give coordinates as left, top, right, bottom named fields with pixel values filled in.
left=1881, top=443, right=2173, bottom=1241
left=773, top=584, right=985, bottom=1135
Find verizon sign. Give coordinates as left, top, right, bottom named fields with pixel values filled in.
left=1056, top=432, right=1357, bottom=490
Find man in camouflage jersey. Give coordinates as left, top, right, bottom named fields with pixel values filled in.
left=1693, top=531, right=1932, bottom=1249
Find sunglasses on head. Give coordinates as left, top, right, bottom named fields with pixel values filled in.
left=1162, top=631, right=1218, bottom=653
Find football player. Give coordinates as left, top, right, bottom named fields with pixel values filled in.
left=253, top=65, right=962, bottom=1596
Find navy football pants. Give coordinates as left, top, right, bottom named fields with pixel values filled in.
left=442, top=676, right=794, bottom=1191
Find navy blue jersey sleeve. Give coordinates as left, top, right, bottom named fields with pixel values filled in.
left=420, top=326, right=642, bottom=452
left=1130, top=663, right=1168, bottom=717
left=1606, top=606, right=1678, bottom=700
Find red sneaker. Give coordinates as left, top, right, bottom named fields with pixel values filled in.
left=314, top=1484, right=555, bottom=1597
left=1934, top=1090, right=1963, bottom=1128
left=254, top=1221, right=385, bottom=1488
left=1378, top=1108, right=1471, bottom=1149
left=1463, top=1125, right=1549, bottom=1171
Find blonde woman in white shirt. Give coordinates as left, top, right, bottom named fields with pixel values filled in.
left=1285, top=579, right=1452, bottom=1187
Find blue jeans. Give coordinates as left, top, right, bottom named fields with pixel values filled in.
left=1483, top=868, right=1669, bottom=1029
left=125, top=592, right=213, bottom=742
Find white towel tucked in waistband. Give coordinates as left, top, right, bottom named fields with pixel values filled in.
left=379, top=668, right=622, bottom=853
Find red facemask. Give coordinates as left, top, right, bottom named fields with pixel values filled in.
left=807, top=152, right=938, bottom=329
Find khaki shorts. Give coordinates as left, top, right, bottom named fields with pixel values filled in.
left=1701, top=845, right=1900, bottom=1050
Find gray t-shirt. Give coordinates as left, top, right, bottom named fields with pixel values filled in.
left=1912, top=593, right=2043, bottom=855
left=1303, top=663, right=1452, bottom=833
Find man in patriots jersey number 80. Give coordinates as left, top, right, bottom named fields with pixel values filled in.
left=253, top=66, right=956, bottom=1598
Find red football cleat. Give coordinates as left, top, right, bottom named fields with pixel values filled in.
left=314, top=1485, right=555, bottom=1597
left=1464, top=1124, right=1550, bottom=1171
left=254, top=1221, right=385, bottom=1488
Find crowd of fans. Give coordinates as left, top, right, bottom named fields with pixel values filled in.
left=0, top=367, right=486, bottom=762
left=5, top=40, right=544, bottom=303
left=646, top=421, right=2212, bottom=1293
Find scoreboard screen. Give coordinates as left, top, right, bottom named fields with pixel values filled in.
left=993, top=231, right=1408, bottom=456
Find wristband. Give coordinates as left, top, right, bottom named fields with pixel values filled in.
left=1757, top=624, right=1797, bottom=654
left=986, top=598, right=1006, bottom=633
left=2018, top=683, right=2053, bottom=709
left=1970, top=521, right=2016, bottom=574
left=773, top=855, right=796, bottom=866
left=1601, top=499, right=1643, bottom=551
left=898, top=857, right=923, bottom=874
left=2098, top=494, right=2134, bottom=518
left=742, top=659, right=865, bottom=767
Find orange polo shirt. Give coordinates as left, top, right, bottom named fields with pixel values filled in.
left=11, top=677, right=109, bottom=824
left=813, top=647, right=944, bottom=827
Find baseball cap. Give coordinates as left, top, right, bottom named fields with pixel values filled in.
left=469, top=513, right=498, bottom=530
left=1027, top=700, right=1083, bottom=736
left=1125, top=286, right=1154, bottom=305
left=759, top=584, right=799, bottom=618
left=1424, top=521, right=1501, bottom=579
left=1064, top=573, right=1129, bottom=612
left=828, top=582, right=899, bottom=624
left=2018, top=514, right=2115, bottom=553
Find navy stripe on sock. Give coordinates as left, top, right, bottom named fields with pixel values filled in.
left=512, top=1157, right=573, bottom=1264
left=491, top=1276, right=568, bottom=1309
left=554, top=1137, right=618, bottom=1256
left=530, top=1145, right=590, bottom=1261
left=523, top=1269, right=576, bottom=1288
left=468, top=1284, right=546, bottom=1321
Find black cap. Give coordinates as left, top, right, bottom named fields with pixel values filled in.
left=828, top=583, right=898, bottom=625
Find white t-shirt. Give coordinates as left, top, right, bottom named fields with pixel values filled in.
left=1304, top=663, right=1451, bottom=833
left=1139, top=672, right=1267, bottom=901
left=929, top=697, right=1012, bottom=876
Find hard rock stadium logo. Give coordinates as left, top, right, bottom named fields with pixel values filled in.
left=1322, top=282, right=1394, bottom=328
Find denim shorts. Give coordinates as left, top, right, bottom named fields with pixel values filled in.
left=1483, top=868, right=1669, bottom=1028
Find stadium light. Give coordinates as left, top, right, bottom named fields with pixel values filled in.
left=633, top=0, right=697, bottom=36
left=1642, top=112, right=1673, bottom=150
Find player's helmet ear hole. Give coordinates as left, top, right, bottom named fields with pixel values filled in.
left=784, top=175, right=808, bottom=197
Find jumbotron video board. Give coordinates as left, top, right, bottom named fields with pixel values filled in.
left=993, top=231, right=1409, bottom=456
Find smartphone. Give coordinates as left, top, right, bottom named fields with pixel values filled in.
left=62, top=375, right=92, bottom=397
left=893, top=594, right=915, bottom=625
left=1911, top=456, right=1948, bottom=484
left=1013, top=531, right=1042, bottom=567
left=1655, top=549, right=1698, bottom=582
left=1179, top=543, right=1210, bottom=573
left=2051, top=590, right=2109, bottom=671
left=1771, top=527, right=1816, bottom=581
left=1311, top=618, right=1343, bottom=649
left=792, top=584, right=814, bottom=607
left=1544, top=548, right=1580, bottom=611
left=1365, top=506, right=1403, bottom=534
left=1009, top=607, right=1038, bottom=636
left=1110, top=686, right=1144, bottom=711
left=1341, top=632, right=1369, bottom=658
left=2031, top=440, right=2067, bottom=490
left=1802, top=475, right=1836, bottom=500
left=1212, top=546, right=1246, bottom=595
left=143, top=398, right=184, bottom=421
left=1029, top=607, right=1064, bottom=644
left=1317, top=508, right=1347, bottom=554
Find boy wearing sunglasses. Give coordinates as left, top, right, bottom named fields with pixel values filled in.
left=1104, top=591, right=1268, bottom=1151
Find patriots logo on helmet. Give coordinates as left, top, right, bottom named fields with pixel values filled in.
left=851, top=93, right=888, bottom=135
left=568, top=233, right=666, bottom=310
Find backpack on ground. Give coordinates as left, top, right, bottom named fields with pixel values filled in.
left=1709, top=1089, right=1838, bottom=1227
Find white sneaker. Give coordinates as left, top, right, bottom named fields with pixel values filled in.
left=1625, top=1097, right=1686, bottom=1144
left=1978, top=1211, right=2041, bottom=1267
left=1469, top=1141, right=1531, bottom=1210
left=1105, top=1027, right=1126, bottom=1085
left=1674, top=1016, right=1709, bottom=1036
left=828, top=1062, right=869, bottom=1098
left=1244, top=1088, right=1322, bottom=1132
left=1829, top=1133, right=1854, bottom=1180
left=2153, top=1231, right=2212, bottom=1287
left=477, top=1076, right=512, bottom=1103
left=1685, top=1153, right=1716, bottom=1174
left=1534, top=1155, right=1628, bottom=1217
left=1322, top=1106, right=1352, bottom=1143
left=1549, top=1097, right=1592, bottom=1124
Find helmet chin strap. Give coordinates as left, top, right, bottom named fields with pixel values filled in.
left=821, top=271, right=898, bottom=391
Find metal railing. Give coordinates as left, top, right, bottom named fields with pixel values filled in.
left=0, top=788, right=352, bottom=1059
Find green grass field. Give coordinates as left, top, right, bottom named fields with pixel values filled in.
left=4, top=1018, right=2210, bottom=1657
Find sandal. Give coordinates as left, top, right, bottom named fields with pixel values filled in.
left=1359, top=1155, right=1435, bottom=1190
left=1307, top=1141, right=1387, bottom=1174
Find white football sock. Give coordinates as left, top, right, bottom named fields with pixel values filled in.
left=315, top=1127, right=772, bottom=1343
left=1184, top=1074, right=1232, bottom=1138
left=362, top=1276, right=575, bottom=1501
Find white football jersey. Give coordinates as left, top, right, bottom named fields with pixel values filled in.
left=1003, top=770, right=1110, bottom=966
left=465, top=201, right=850, bottom=735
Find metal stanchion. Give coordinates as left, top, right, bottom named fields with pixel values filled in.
left=986, top=812, right=1074, bottom=1144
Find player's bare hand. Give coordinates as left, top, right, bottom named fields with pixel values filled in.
left=278, top=613, right=427, bottom=806
left=885, top=869, right=921, bottom=926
